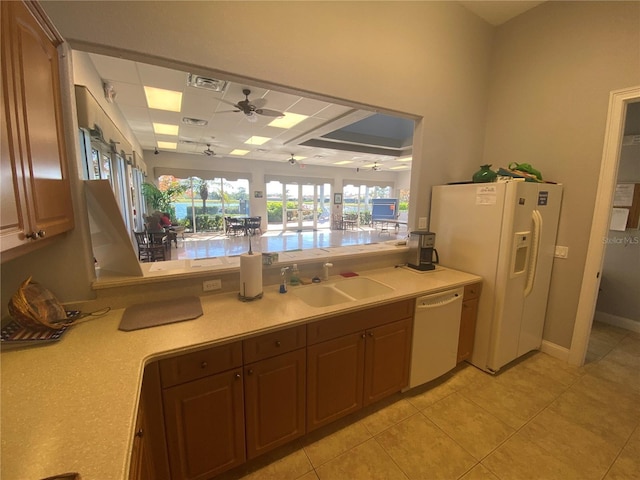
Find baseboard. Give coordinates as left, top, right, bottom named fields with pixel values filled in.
left=540, top=340, right=570, bottom=362
left=594, top=311, right=640, bottom=333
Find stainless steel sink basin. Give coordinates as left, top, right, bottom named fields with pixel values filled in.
left=333, top=277, right=394, bottom=299
left=292, top=285, right=353, bottom=307
left=291, top=276, right=394, bottom=307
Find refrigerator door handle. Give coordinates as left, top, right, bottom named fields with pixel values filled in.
left=524, top=210, right=543, bottom=297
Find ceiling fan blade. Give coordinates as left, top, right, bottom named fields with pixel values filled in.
left=218, top=98, right=240, bottom=108
left=256, top=108, right=285, bottom=117
left=216, top=109, right=241, bottom=114
left=252, top=98, right=267, bottom=109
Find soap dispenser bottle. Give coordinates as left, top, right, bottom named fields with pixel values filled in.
left=289, top=264, right=300, bottom=286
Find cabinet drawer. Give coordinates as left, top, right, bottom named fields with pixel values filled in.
left=159, top=341, right=242, bottom=388
left=307, top=300, right=413, bottom=345
left=243, top=325, right=306, bottom=364
left=463, top=283, right=482, bottom=300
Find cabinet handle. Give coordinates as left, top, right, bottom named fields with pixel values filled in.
left=247, top=369, right=254, bottom=375
left=25, top=232, right=38, bottom=240
left=200, top=361, right=208, bottom=369
left=135, top=428, right=144, bottom=438
left=368, top=331, right=374, bottom=337
left=235, top=372, right=241, bottom=379
left=37, top=230, right=46, bottom=238
left=275, top=340, right=281, bottom=347
left=361, top=333, right=366, bottom=339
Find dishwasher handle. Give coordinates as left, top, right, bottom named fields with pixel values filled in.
left=415, top=289, right=464, bottom=309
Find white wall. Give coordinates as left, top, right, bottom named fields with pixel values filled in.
left=482, top=1, right=640, bottom=348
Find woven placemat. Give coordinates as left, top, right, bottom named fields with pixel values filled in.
left=118, top=296, right=203, bottom=331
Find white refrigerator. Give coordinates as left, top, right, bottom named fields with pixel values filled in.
left=429, top=181, right=563, bottom=373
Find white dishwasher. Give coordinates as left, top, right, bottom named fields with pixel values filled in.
left=409, top=287, right=464, bottom=388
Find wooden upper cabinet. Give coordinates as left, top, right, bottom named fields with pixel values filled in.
left=1, top=1, right=73, bottom=259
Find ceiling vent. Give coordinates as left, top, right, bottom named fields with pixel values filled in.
left=622, top=134, right=640, bottom=146
left=182, top=117, right=208, bottom=126
left=187, top=74, right=228, bottom=92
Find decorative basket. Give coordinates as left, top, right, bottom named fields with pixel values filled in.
left=7, top=277, right=69, bottom=330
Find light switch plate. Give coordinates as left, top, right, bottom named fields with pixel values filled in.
left=554, top=246, right=569, bottom=258
left=418, top=217, right=427, bottom=229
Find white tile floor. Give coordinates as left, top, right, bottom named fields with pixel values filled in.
left=166, top=226, right=409, bottom=260
left=217, top=322, right=640, bottom=480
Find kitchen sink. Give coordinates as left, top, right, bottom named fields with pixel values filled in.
left=292, top=276, right=394, bottom=307
left=292, top=285, right=353, bottom=307
left=333, top=277, right=394, bottom=299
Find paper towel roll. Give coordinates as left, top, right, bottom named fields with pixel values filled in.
left=239, top=253, right=262, bottom=299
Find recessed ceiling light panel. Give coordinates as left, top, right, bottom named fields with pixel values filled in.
left=230, top=149, right=250, bottom=156
left=268, top=112, right=309, bottom=129
left=153, top=122, right=179, bottom=135
left=157, top=141, right=177, bottom=149
left=244, top=136, right=271, bottom=146
left=144, top=86, right=182, bottom=112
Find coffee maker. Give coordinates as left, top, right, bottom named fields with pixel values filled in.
left=407, top=231, right=439, bottom=271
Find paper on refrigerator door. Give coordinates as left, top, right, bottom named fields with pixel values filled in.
left=476, top=185, right=497, bottom=205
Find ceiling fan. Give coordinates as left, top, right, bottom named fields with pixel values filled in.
left=287, top=154, right=304, bottom=168
left=203, top=144, right=215, bottom=156
left=218, top=88, right=285, bottom=122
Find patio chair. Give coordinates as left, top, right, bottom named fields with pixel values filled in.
left=245, top=216, right=262, bottom=236
left=133, top=231, right=166, bottom=262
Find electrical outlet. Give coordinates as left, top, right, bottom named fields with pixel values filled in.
left=203, top=279, right=222, bottom=291
left=418, top=217, right=427, bottom=229
left=554, top=246, right=569, bottom=259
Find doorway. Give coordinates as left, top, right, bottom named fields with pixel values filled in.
left=267, top=180, right=331, bottom=231
left=570, top=86, right=640, bottom=366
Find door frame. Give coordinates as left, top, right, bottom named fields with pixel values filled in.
left=569, top=85, right=640, bottom=366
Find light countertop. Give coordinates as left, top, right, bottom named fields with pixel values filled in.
left=1, top=265, right=481, bottom=480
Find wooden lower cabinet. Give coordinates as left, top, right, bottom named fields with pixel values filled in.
left=457, top=283, right=481, bottom=363
left=363, top=318, right=413, bottom=405
left=140, top=302, right=416, bottom=478
left=307, top=317, right=413, bottom=432
left=163, top=369, right=245, bottom=480
left=307, top=331, right=366, bottom=431
left=244, top=348, right=306, bottom=459
left=128, top=393, right=152, bottom=480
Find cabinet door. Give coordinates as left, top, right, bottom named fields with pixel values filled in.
left=128, top=397, right=153, bottom=480
left=307, top=332, right=365, bottom=432
left=1, top=2, right=29, bottom=252
left=457, top=298, right=479, bottom=363
left=1, top=1, right=73, bottom=253
left=163, top=369, right=245, bottom=480
left=244, top=348, right=306, bottom=459
left=363, top=318, right=413, bottom=406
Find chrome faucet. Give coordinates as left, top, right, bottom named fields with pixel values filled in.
left=322, top=262, right=333, bottom=281
left=280, top=266, right=290, bottom=293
